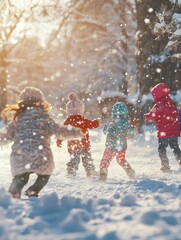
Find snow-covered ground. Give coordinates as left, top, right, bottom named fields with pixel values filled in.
left=1, top=125, right=181, bottom=240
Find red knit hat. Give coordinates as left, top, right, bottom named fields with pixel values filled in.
left=66, top=92, right=84, bottom=116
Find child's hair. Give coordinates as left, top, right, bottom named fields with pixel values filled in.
left=1, top=87, right=50, bottom=122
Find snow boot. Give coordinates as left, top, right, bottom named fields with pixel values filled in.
left=160, top=166, right=172, bottom=173
left=159, top=150, right=171, bottom=173
left=127, top=169, right=136, bottom=179
left=12, top=192, right=21, bottom=199
left=122, top=162, right=135, bottom=179
left=99, top=168, right=108, bottom=181
left=160, top=159, right=171, bottom=173
left=25, top=190, right=39, bottom=198
left=86, top=169, right=99, bottom=178
left=67, top=167, right=76, bottom=177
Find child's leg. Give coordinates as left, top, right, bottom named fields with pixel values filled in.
left=81, top=149, right=95, bottom=177
left=169, top=137, right=181, bottom=165
left=116, top=150, right=126, bottom=166
left=100, top=147, right=116, bottom=169
left=9, top=172, right=30, bottom=198
left=158, top=138, right=170, bottom=172
left=99, top=147, right=116, bottom=180
left=116, top=151, right=135, bottom=178
left=25, top=174, right=50, bottom=197
left=67, top=151, right=81, bottom=176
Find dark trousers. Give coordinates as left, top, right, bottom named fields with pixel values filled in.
left=67, top=149, right=95, bottom=176
left=9, top=173, right=50, bottom=195
left=158, top=137, right=181, bottom=170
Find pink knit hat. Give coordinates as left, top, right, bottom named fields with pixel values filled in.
left=66, top=92, right=84, bottom=116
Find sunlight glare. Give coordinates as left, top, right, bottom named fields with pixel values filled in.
left=10, top=0, right=70, bottom=9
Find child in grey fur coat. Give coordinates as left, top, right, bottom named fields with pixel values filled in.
left=0, top=87, right=81, bottom=198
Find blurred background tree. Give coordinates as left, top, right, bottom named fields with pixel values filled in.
left=1, top=0, right=137, bottom=119
left=0, top=0, right=54, bottom=111
left=135, top=0, right=181, bottom=95
left=1, top=0, right=181, bottom=124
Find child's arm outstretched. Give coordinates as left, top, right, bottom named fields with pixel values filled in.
left=144, top=105, right=157, bottom=122
left=56, top=127, right=81, bottom=148
left=57, top=125, right=82, bottom=140
left=64, top=117, right=100, bottom=130
left=103, top=119, right=116, bottom=135
left=47, top=116, right=82, bottom=140
left=83, top=118, right=100, bottom=129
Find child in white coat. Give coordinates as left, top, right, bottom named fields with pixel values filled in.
left=0, top=87, right=81, bottom=198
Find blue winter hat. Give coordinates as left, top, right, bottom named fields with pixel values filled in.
left=111, top=102, right=128, bottom=118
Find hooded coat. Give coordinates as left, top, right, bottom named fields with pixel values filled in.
left=104, top=102, right=135, bottom=152
left=144, top=83, right=180, bottom=138
left=179, top=109, right=181, bottom=130
left=0, top=107, right=81, bottom=177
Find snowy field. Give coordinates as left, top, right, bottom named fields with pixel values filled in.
left=1, top=125, right=181, bottom=240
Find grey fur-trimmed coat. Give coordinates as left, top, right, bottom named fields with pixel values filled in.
left=0, top=107, right=81, bottom=177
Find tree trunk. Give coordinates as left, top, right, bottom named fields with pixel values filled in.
left=135, top=0, right=171, bottom=94
left=134, top=0, right=171, bottom=131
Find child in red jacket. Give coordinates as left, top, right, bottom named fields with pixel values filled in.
left=57, top=92, right=100, bottom=177
left=179, top=101, right=181, bottom=130
left=144, top=83, right=181, bottom=172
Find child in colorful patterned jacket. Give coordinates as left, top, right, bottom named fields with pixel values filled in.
left=99, top=102, right=136, bottom=181
left=57, top=92, right=100, bottom=177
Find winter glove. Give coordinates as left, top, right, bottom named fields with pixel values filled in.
left=56, top=139, right=63, bottom=148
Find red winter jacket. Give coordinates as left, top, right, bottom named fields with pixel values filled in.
left=62, top=115, right=99, bottom=153
left=144, top=83, right=180, bottom=138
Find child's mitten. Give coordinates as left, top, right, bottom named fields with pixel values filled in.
left=56, top=139, right=63, bottom=148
